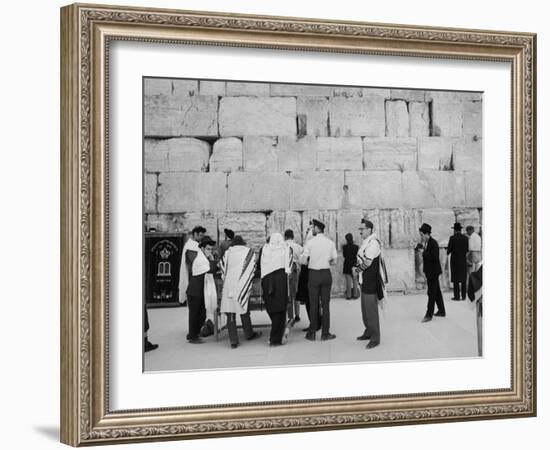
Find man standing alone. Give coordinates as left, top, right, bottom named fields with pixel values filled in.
left=419, top=223, right=446, bottom=322
left=447, top=222, right=469, bottom=300
left=303, top=219, right=338, bottom=341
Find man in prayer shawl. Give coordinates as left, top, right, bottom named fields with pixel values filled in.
left=220, top=236, right=262, bottom=349
left=284, top=229, right=303, bottom=324
left=260, top=232, right=292, bottom=346
left=185, top=237, right=216, bottom=344
left=467, top=263, right=483, bottom=356
left=178, top=226, right=206, bottom=305
left=355, top=219, right=388, bottom=349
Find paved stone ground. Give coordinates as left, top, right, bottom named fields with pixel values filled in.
left=145, top=293, right=478, bottom=372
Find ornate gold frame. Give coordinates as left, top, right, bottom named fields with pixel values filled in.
left=60, top=3, right=536, bottom=446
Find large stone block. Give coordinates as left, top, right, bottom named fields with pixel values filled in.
left=218, top=213, right=267, bottom=251
left=266, top=211, right=303, bottom=243
left=432, top=101, right=463, bottom=137
left=389, top=209, right=423, bottom=249
left=402, top=171, right=466, bottom=208
left=453, top=137, right=482, bottom=172
left=361, top=88, right=391, bottom=99
left=144, top=212, right=217, bottom=236
left=301, top=211, right=337, bottom=244
left=417, top=137, right=455, bottom=170
left=329, top=97, right=385, bottom=137
left=242, top=136, right=278, bottom=172
left=227, top=172, right=290, bottom=212
left=144, top=174, right=157, bottom=213
left=386, top=100, right=410, bottom=137
left=297, top=97, right=329, bottom=137
left=157, top=172, right=227, bottom=213
left=226, top=82, right=270, bottom=96
left=390, top=89, right=425, bottom=102
left=425, top=91, right=483, bottom=102
left=144, top=95, right=218, bottom=137
left=290, top=171, right=345, bottom=210
left=464, top=171, right=483, bottom=207
left=144, top=78, right=198, bottom=98
left=209, top=138, right=243, bottom=172
left=363, top=137, right=417, bottom=171
left=332, top=87, right=390, bottom=99
left=383, top=248, right=416, bottom=292
left=455, top=208, right=481, bottom=232
left=199, top=80, right=226, bottom=96
left=144, top=138, right=211, bottom=172
left=336, top=210, right=364, bottom=249
left=277, top=136, right=318, bottom=171
left=419, top=208, right=456, bottom=245
left=409, top=102, right=430, bottom=137
left=270, top=84, right=333, bottom=97
left=219, top=97, right=296, bottom=136
left=316, top=137, right=363, bottom=170
left=346, top=171, right=403, bottom=209
left=462, top=101, right=483, bottom=136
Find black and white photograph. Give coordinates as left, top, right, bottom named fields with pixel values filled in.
left=142, top=78, right=483, bottom=371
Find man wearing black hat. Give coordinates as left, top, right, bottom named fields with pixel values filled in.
left=447, top=223, right=469, bottom=300
left=418, top=223, right=446, bottom=322
left=302, top=219, right=338, bottom=341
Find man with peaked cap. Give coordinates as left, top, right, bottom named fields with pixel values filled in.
left=302, top=219, right=338, bottom=341
left=418, top=223, right=446, bottom=322
left=447, top=222, right=469, bottom=300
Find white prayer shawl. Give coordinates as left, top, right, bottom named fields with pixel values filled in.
left=220, top=245, right=256, bottom=314
left=261, top=233, right=292, bottom=279
left=178, top=238, right=200, bottom=302
left=190, top=249, right=218, bottom=319
left=357, top=233, right=389, bottom=301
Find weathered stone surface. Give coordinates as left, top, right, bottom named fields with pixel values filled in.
left=402, top=171, right=466, bottom=208
left=410, top=102, right=430, bottom=137
left=218, top=213, right=267, bottom=251
left=219, top=97, right=296, bottom=136
left=227, top=172, right=290, bottom=212
left=270, top=84, right=333, bottom=97
left=242, top=136, right=278, bottom=172
left=346, top=171, right=403, bottom=209
left=144, top=138, right=211, bottom=172
left=419, top=208, right=456, bottom=245
left=384, top=248, right=416, bottom=292
left=266, top=211, right=303, bottom=243
left=317, top=137, right=363, bottom=170
left=417, top=137, right=455, bottom=170
left=390, top=89, right=425, bottom=102
left=290, top=171, right=345, bottom=210
left=302, top=211, right=337, bottom=243
left=363, top=138, right=417, bottom=171
left=455, top=208, right=481, bottom=232
left=144, top=96, right=218, bottom=137
left=361, top=88, right=391, bottom=99
left=329, top=98, right=385, bottom=137
left=332, top=87, right=390, bottom=99
left=439, top=247, right=452, bottom=290
left=389, top=209, right=423, bottom=249
left=432, top=101, right=463, bottom=137
left=297, top=97, right=329, bottom=137
left=199, top=80, right=226, bottom=96
left=336, top=210, right=365, bottom=250
left=464, top=171, right=482, bottom=207
left=144, top=174, right=157, bottom=213
left=462, top=101, right=483, bottom=136
left=386, top=100, right=410, bottom=137
left=144, top=78, right=198, bottom=97
left=157, top=173, right=227, bottom=213
left=277, top=136, right=318, bottom=171
left=144, top=212, right=218, bottom=235
left=330, top=254, right=346, bottom=296
left=363, top=209, right=390, bottom=248
left=425, top=91, right=483, bottom=102
left=209, top=138, right=243, bottom=172
left=453, top=137, right=482, bottom=172
left=226, top=82, right=270, bottom=96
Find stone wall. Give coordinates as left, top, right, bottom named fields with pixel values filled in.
left=143, top=78, right=483, bottom=295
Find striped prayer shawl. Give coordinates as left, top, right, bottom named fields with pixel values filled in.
left=221, top=246, right=256, bottom=312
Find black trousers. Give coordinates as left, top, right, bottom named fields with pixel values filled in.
left=226, top=312, right=255, bottom=345
left=360, top=292, right=380, bottom=344
left=453, top=281, right=466, bottom=300
left=267, top=311, right=287, bottom=345
left=425, top=276, right=445, bottom=318
left=308, top=269, right=332, bottom=336
left=187, top=294, right=206, bottom=340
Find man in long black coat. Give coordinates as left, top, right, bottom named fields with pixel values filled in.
left=447, top=222, right=469, bottom=300
left=418, top=223, right=446, bottom=322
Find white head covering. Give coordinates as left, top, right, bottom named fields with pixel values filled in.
left=261, top=232, right=291, bottom=278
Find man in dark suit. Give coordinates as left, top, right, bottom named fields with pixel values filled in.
left=418, top=223, right=446, bottom=322
left=447, top=222, right=469, bottom=300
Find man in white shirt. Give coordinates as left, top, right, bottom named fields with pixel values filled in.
left=302, top=219, right=338, bottom=341
left=466, top=225, right=482, bottom=274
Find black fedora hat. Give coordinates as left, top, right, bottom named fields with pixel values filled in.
left=452, top=222, right=463, bottom=231
left=311, top=219, right=325, bottom=231
left=419, top=223, right=432, bottom=234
